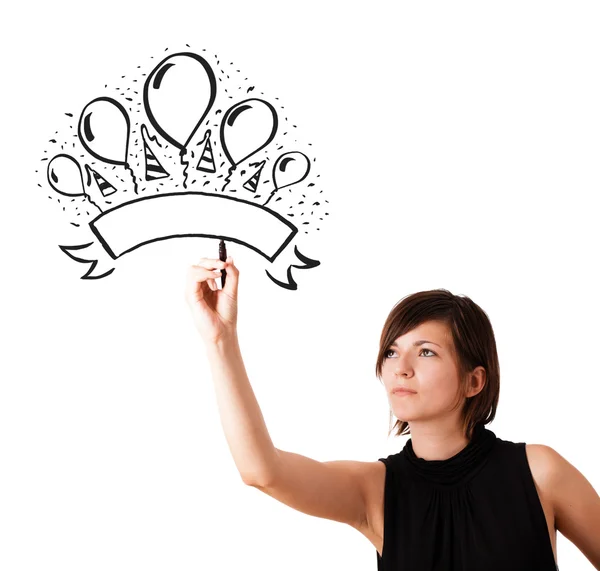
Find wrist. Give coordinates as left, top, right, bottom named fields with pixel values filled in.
left=205, top=329, right=239, bottom=352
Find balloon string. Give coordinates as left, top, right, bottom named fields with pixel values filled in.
left=219, top=164, right=237, bottom=193
left=124, top=163, right=139, bottom=195
left=180, top=148, right=190, bottom=189
left=263, top=188, right=277, bottom=206
left=84, top=193, right=103, bottom=214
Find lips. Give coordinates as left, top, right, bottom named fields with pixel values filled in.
left=393, top=387, right=417, bottom=394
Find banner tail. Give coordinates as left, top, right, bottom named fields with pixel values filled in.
left=59, top=243, right=116, bottom=280
left=265, top=245, right=320, bottom=290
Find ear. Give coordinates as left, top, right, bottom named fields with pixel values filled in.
left=466, top=366, right=486, bottom=397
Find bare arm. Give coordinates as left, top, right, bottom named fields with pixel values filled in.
left=190, top=258, right=370, bottom=530
left=205, top=331, right=279, bottom=484
left=547, top=446, right=600, bottom=569
left=205, top=333, right=371, bottom=530
left=256, top=450, right=375, bottom=530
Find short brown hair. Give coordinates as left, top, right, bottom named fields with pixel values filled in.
left=375, top=289, right=500, bottom=440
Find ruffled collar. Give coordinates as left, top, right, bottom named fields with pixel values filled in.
left=403, top=423, right=497, bottom=486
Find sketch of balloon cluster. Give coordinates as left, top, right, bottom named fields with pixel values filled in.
left=39, top=48, right=329, bottom=289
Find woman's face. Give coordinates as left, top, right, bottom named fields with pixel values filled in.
left=381, top=320, right=465, bottom=423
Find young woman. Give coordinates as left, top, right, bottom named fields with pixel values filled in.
left=185, top=257, right=600, bottom=571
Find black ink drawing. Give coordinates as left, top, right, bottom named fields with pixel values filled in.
left=37, top=46, right=329, bottom=289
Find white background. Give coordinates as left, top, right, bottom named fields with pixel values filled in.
left=1, top=1, right=599, bottom=569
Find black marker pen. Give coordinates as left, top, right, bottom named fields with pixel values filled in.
left=218, top=239, right=227, bottom=288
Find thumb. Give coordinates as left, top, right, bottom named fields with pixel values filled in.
left=222, top=256, right=239, bottom=296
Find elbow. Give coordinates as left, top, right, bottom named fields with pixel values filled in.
left=240, top=449, right=280, bottom=488
left=241, top=472, right=258, bottom=486
left=241, top=450, right=281, bottom=487
left=241, top=470, right=274, bottom=488
left=241, top=461, right=279, bottom=488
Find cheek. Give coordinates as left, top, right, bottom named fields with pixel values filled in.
left=418, top=375, right=460, bottom=401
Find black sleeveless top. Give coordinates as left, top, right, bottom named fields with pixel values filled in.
left=376, top=423, right=558, bottom=570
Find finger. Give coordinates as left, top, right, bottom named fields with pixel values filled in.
left=188, top=266, right=222, bottom=297
left=194, top=258, right=227, bottom=270
left=221, top=256, right=239, bottom=295
left=189, top=266, right=224, bottom=281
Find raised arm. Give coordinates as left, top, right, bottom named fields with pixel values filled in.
left=205, top=328, right=375, bottom=530
left=204, top=331, right=279, bottom=484
left=186, top=257, right=375, bottom=532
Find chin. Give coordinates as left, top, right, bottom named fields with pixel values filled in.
left=393, top=412, right=416, bottom=422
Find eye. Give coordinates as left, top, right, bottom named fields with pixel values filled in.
left=383, top=348, right=437, bottom=359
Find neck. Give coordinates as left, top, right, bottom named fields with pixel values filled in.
left=407, top=419, right=474, bottom=461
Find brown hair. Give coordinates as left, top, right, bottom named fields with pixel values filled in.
left=375, top=289, right=500, bottom=441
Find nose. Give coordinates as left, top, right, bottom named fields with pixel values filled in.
left=393, top=355, right=413, bottom=377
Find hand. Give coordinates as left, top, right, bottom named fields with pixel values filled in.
left=185, top=256, right=239, bottom=344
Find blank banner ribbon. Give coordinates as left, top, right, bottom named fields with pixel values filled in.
left=90, top=192, right=297, bottom=261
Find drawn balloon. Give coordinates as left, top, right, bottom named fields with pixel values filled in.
left=220, top=98, right=278, bottom=168
left=47, top=154, right=86, bottom=197
left=273, top=151, right=310, bottom=190
left=264, top=151, right=311, bottom=206
left=143, top=52, right=217, bottom=153
left=78, top=97, right=131, bottom=165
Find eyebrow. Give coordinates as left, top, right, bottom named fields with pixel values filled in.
left=391, top=340, right=442, bottom=348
